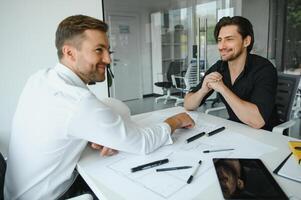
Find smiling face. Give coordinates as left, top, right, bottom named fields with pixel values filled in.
left=217, top=25, right=250, bottom=62
left=63, top=29, right=111, bottom=84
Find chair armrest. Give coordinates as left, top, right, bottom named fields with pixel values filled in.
left=66, top=194, right=93, bottom=200
left=171, top=75, right=185, bottom=89
left=272, top=120, right=296, bottom=135
left=205, top=106, right=226, bottom=114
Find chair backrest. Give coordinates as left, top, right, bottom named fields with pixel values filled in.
left=166, top=61, right=184, bottom=82
left=170, top=59, right=204, bottom=92
left=276, top=72, right=300, bottom=124
left=0, top=152, right=6, bottom=200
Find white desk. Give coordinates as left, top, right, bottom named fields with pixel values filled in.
left=77, top=107, right=301, bottom=200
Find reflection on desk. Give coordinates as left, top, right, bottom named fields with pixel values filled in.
left=77, top=107, right=301, bottom=200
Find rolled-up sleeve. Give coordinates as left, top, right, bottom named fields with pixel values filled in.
left=250, top=65, right=277, bottom=124
left=67, top=94, right=173, bottom=155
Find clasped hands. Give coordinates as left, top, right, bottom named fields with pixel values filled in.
left=202, top=72, right=224, bottom=92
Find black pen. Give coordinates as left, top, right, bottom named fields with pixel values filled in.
left=203, top=148, right=234, bottom=153
left=207, top=126, right=225, bottom=137
left=187, top=160, right=202, bottom=184
left=131, top=158, right=169, bottom=172
left=186, top=132, right=205, bottom=143
left=156, top=166, right=192, bottom=172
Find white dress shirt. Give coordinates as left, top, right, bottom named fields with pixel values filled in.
left=4, top=63, right=172, bottom=200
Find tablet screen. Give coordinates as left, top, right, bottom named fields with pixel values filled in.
left=213, top=158, right=288, bottom=200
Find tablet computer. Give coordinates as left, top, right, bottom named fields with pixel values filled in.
left=213, top=158, right=288, bottom=200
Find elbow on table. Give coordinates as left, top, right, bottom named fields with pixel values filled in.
left=248, top=120, right=265, bottom=130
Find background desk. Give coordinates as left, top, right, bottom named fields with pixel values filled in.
left=77, top=107, right=301, bottom=200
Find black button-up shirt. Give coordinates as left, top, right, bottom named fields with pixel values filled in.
left=191, top=54, right=278, bottom=130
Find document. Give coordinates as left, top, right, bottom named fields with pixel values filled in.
left=274, top=153, right=301, bottom=183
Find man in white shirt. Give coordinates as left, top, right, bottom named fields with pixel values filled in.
left=4, top=15, right=194, bottom=200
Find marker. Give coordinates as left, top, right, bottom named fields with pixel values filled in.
left=207, top=126, right=225, bottom=137
left=131, top=158, right=169, bottom=172
left=187, top=160, right=202, bottom=184
left=156, top=166, right=192, bottom=172
left=186, top=132, right=205, bottom=143
left=203, top=148, right=234, bottom=153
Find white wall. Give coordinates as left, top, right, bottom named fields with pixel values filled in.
left=0, top=0, right=107, bottom=156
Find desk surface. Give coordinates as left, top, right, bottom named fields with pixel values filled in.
left=77, top=107, right=301, bottom=200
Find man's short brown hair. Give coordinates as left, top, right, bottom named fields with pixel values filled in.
left=55, top=15, right=108, bottom=59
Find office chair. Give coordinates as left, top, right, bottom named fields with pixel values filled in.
left=0, top=152, right=5, bottom=200
left=205, top=72, right=300, bottom=136
left=171, top=60, right=199, bottom=106
left=154, top=61, right=184, bottom=104
left=272, top=72, right=300, bottom=135
left=0, top=152, right=92, bottom=200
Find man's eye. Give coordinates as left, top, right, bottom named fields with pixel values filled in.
left=96, top=48, right=103, bottom=53
left=109, top=50, right=114, bottom=55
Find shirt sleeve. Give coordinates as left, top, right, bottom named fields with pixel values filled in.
left=249, top=65, right=277, bottom=124
left=67, top=94, right=173, bottom=155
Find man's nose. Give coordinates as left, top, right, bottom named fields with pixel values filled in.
left=102, top=51, right=111, bottom=64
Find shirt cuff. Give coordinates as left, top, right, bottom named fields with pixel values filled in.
left=162, top=122, right=173, bottom=145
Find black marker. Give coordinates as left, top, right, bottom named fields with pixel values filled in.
left=186, top=132, right=205, bottom=143
left=187, top=160, right=202, bottom=184
left=156, top=166, right=192, bottom=172
left=207, top=127, right=225, bottom=137
left=131, top=159, right=169, bottom=172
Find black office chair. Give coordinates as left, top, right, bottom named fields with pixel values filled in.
left=154, top=61, right=184, bottom=104
left=0, top=152, right=6, bottom=200
left=272, top=72, right=300, bottom=135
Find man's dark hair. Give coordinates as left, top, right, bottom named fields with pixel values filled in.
left=214, top=16, right=254, bottom=52
left=55, top=15, right=108, bottom=59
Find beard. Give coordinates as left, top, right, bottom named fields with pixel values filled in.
left=220, top=47, right=244, bottom=62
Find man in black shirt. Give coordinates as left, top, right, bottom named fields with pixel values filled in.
left=184, top=16, right=278, bottom=130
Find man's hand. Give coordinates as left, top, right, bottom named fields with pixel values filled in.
left=164, top=112, right=195, bottom=133
left=90, top=143, right=118, bottom=156
left=202, top=72, right=223, bottom=93
left=206, top=72, right=224, bottom=93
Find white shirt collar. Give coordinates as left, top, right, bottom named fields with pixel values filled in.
left=54, top=63, right=88, bottom=89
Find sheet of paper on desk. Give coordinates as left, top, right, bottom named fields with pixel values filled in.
left=278, top=155, right=301, bottom=183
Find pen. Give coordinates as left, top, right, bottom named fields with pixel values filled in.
left=207, top=126, right=225, bottom=137
left=156, top=166, right=192, bottom=172
left=131, top=158, right=169, bottom=172
left=203, top=148, right=234, bottom=153
left=187, top=160, right=202, bottom=184
left=186, top=132, right=205, bottom=143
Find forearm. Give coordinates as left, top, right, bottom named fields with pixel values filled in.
left=220, top=86, right=265, bottom=128
left=184, top=89, right=208, bottom=111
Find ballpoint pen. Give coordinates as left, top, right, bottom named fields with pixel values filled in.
left=203, top=148, right=234, bottom=153
left=187, top=160, right=202, bottom=184
left=131, top=158, right=169, bottom=172
left=156, top=166, right=192, bottom=172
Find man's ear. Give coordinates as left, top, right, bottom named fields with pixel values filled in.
left=244, top=35, right=251, bottom=48
left=62, top=44, right=77, bottom=62
left=237, top=179, right=245, bottom=190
